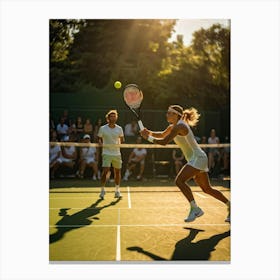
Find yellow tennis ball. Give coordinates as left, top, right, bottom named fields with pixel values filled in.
left=114, top=81, right=122, bottom=89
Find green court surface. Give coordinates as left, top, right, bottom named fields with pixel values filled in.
left=49, top=181, right=230, bottom=262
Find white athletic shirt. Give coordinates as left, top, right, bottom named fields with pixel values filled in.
left=60, top=146, right=76, bottom=160
left=50, top=145, right=61, bottom=162
left=98, top=124, right=124, bottom=156
left=56, top=123, right=69, bottom=134
left=80, top=147, right=96, bottom=160
left=173, top=120, right=208, bottom=172
left=132, top=148, right=147, bottom=158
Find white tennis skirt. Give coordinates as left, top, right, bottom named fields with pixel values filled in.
left=187, top=152, right=209, bottom=172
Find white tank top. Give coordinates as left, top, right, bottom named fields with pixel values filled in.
left=173, top=120, right=205, bottom=161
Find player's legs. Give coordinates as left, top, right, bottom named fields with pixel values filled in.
left=114, top=168, right=121, bottom=186
left=101, top=167, right=110, bottom=185
left=194, top=172, right=228, bottom=204
left=175, top=164, right=200, bottom=202
left=175, top=164, right=204, bottom=222
left=112, top=155, right=122, bottom=198
left=99, top=154, right=113, bottom=199
left=194, top=172, right=230, bottom=222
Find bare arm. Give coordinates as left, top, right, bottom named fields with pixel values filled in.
left=120, top=136, right=125, bottom=144
left=149, top=125, right=173, bottom=138
left=98, top=137, right=103, bottom=145
left=142, top=123, right=188, bottom=146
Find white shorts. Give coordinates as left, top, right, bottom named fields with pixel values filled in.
left=50, top=158, right=62, bottom=165
left=187, top=153, right=209, bottom=172
left=60, top=158, right=74, bottom=163
left=83, top=158, right=95, bottom=164
left=131, top=158, right=145, bottom=165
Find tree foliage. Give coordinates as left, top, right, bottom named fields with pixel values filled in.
left=50, top=20, right=230, bottom=110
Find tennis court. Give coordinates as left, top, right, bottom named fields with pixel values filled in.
left=49, top=179, right=230, bottom=262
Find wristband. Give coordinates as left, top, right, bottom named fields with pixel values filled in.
left=147, top=135, right=155, bottom=143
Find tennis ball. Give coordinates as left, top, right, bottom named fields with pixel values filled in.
left=114, top=81, right=122, bottom=89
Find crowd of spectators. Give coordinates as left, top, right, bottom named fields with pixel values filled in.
left=49, top=110, right=230, bottom=180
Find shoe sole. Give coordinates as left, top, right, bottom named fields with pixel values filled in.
left=184, top=210, right=204, bottom=222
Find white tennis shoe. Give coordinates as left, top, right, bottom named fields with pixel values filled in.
left=184, top=207, right=204, bottom=222
left=99, top=189, right=106, bottom=199
left=114, top=191, right=122, bottom=198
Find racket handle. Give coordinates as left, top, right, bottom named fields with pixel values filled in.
left=138, top=120, right=144, bottom=131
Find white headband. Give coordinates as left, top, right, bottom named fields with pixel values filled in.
left=168, top=108, right=182, bottom=116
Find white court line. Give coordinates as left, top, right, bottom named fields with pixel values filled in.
left=50, top=223, right=229, bottom=228
left=195, top=193, right=207, bottom=198
left=49, top=206, right=226, bottom=210
left=116, top=209, right=121, bottom=261
left=127, top=186, right=131, bottom=209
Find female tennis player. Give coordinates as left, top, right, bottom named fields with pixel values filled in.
left=140, top=105, right=230, bottom=223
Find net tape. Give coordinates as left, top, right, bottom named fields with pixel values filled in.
left=50, top=142, right=230, bottom=149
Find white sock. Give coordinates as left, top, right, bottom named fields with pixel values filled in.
left=115, top=185, right=120, bottom=192
left=101, top=186, right=105, bottom=192
left=190, top=200, right=198, bottom=208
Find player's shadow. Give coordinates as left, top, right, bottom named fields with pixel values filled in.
left=50, top=197, right=121, bottom=244
left=127, top=227, right=230, bottom=260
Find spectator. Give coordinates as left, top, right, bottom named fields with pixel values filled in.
left=50, top=115, right=56, bottom=133
left=49, top=142, right=61, bottom=179
left=200, top=136, right=208, bottom=154
left=220, top=136, right=230, bottom=175
left=208, top=129, right=221, bottom=174
left=76, top=116, right=84, bottom=141
left=58, top=134, right=77, bottom=176
left=84, top=118, right=93, bottom=139
left=123, top=136, right=147, bottom=181
left=93, top=118, right=103, bottom=142
left=124, top=120, right=138, bottom=137
left=61, top=109, right=70, bottom=126
left=77, top=134, right=100, bottom=180
left=50, top=130, right=58, bottom=143
left=56, top=117, right=69, bottom=141
left=172, top=148, right=185, bottom=175
left=68, top=118, right=77, bottom=137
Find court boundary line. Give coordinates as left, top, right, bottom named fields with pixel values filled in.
left=49, top=206, right=227, bottom=210
left=127, top=186, right=131, bottom=209
left=116, top=209, right=121, bottom=261
left=50, top=223, right=230, bottom=227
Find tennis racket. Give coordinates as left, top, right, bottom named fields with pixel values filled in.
left=123, top=84, right=144, bottom=131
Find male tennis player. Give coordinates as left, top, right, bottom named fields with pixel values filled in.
left=97, top=110, right=124, bottom=199
left=140, top=105, right=230, bottom=223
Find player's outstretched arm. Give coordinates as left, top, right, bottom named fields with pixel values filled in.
left=141, top=123, right=187, bottom=146
left=146, top=125, right=173, bottom=138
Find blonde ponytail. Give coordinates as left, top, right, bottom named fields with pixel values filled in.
left=182, top=107, right=200, bottom=127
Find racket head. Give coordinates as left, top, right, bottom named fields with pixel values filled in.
left=123, top=84, right=143, bottom=109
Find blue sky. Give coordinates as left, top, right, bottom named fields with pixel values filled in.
left=170, top=19, right=230, bottom=46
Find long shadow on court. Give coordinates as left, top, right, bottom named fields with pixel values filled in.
left=50, top=198, right=121, bottom=244
left=127, top=227, right=230, bottom=260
